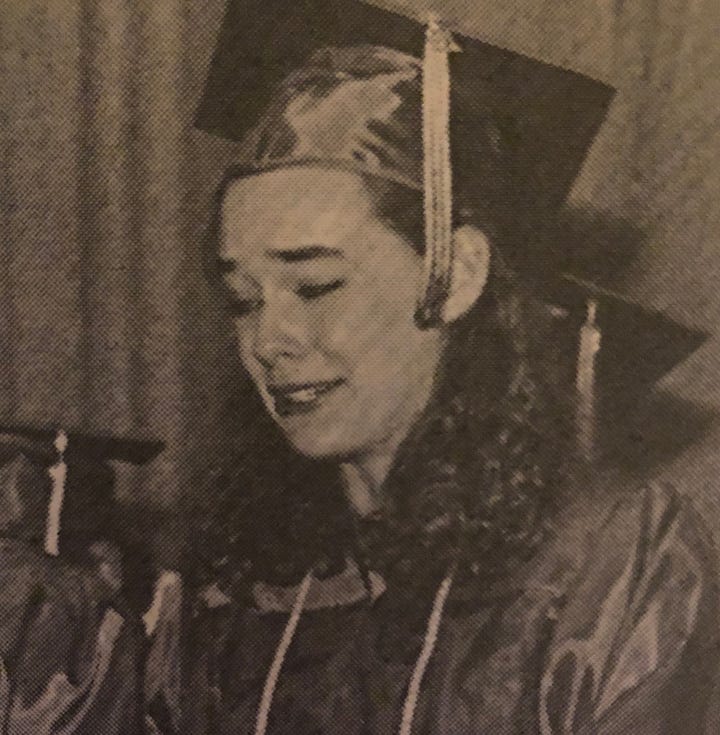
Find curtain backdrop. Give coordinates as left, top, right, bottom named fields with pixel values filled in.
left=1, top=0, right=235, bottom=518
left=2, top=0, right=720, bottom=521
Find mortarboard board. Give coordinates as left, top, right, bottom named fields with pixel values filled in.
left=196, top=0, right=613, bottom=213
left=196, top=0, right=615, bottom=325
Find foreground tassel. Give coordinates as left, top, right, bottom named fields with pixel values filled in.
left=44, top=429, right=68, bottom=556
left=255, top=572, right=314, bottom=735
left=399, top=570, right=455, bottom=735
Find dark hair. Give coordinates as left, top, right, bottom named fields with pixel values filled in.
left=190, top=168, right=575, bottom=593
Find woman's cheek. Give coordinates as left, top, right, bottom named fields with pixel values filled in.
left=314, top=287, right=368, bottom=348
left=339, top=305, right=415, bottom=403
left=234, top=320, right=265, bottom=385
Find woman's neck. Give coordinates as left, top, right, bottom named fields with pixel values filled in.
left=340, top=383, right=441, bottom=517
left=339, top=342, right=447, bottom=517
left=340, top=452, right=394, bottom=517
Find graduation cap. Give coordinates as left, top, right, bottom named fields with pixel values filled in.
left=196, top=1, right=709, bottom=467
left=540, top=274, right=710, bottom=463
left=196, top=0, right=615, bottom=326
left=0, top=423, right=164, bottom=557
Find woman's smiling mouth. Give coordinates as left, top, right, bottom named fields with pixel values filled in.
left=268, top=379, right=345, bottom=416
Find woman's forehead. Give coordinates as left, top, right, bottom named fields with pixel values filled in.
left=227, top=166, right=370, bottom=214
left=221, top=168, right=386, bottom=258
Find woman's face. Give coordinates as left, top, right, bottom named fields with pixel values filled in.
left=219, top=167, right=444, bottom=464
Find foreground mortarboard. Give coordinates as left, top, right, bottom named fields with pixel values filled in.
left=197, top=0, right=613, bottom=206
left=0, top=422, right=165, bottom=466
left=197, top=0, right=615, bottom=325
left=0, top=423, right=164, bottom=556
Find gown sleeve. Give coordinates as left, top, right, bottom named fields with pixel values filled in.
left=0, top=538, right=144, bottom=735
left=539, top=483, right=719, bottom=735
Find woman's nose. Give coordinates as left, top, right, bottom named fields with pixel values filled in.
left=250, top=294, right=308, bottom=367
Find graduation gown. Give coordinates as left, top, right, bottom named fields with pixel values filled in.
left=0, top=468, right=717, bottom=733
left=174, top=481, right=719, bottom=735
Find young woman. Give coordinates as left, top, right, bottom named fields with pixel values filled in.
left=174, top=10, right=719, bottom=732
left=0, top=3, right=716, bottom=734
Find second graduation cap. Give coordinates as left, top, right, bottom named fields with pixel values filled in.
left=540, top=273, right=710, bottom=466
left=0, top=423, right=164, bottom=466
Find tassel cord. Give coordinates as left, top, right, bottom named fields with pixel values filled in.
left=398, top=568, right=456, bottom=735
left=254, top=571, right=314, bottom=735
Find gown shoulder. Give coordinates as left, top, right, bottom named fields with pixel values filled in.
left=539, top=480, right=720, bottom=734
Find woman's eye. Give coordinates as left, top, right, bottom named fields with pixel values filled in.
left=226, top=297, right=262, bottom=317
left=296, top=279, right=346, bottom=300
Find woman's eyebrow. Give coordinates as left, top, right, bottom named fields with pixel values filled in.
left=267, top=246, right=344, bottom=262
left=217, top=257, right=237, bottom=274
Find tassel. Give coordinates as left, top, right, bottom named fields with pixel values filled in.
left=576, top=300, right=601, bottom=460
left=415, top=14, right=460, bottom=328
left=144, top=571, right=184, bottom=729
left=44, top=429, right=68, bottom=556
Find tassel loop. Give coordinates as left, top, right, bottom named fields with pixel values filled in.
left=424, top=14, right=461, bottom=55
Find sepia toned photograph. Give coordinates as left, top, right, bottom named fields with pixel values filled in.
left=1, top=0, right=719, bottom=732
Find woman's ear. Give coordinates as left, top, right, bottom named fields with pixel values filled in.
left=442, top=225, right=491, bottom=324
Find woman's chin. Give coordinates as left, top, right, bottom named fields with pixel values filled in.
left=275, top=417, right=358, bottom=460
left=282, top=428, right=349, bottom=460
